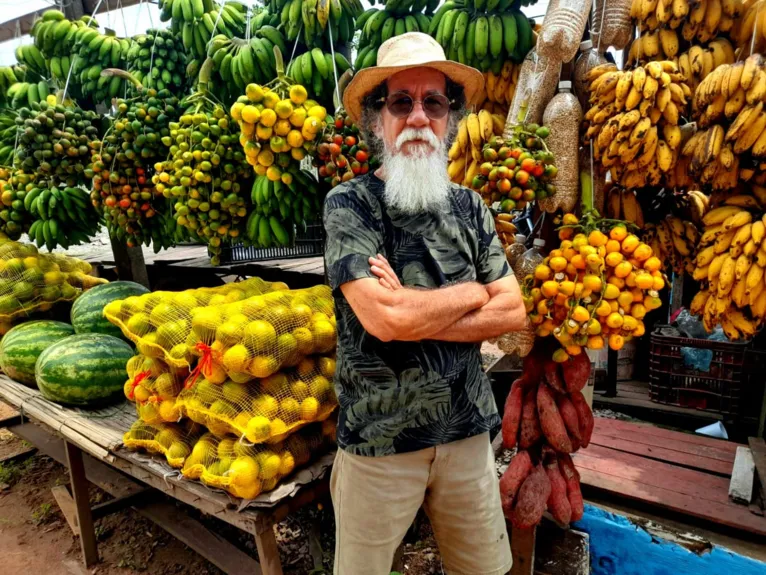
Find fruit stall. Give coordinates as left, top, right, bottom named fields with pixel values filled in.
left=0, top=0, right=765, bottom=572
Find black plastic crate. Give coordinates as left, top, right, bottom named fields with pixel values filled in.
left=648, top=326, right=753, bottom=417
left=215, top=221, right=325, bottom=264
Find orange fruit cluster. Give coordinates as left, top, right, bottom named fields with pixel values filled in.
left=523, top=214, right=665, bottom=358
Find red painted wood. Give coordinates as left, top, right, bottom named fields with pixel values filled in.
left=576, top=466, right=766, bottom=537
left=574, top=445, right=732, bottom=504
left=589, top=432, right=734, bottom=476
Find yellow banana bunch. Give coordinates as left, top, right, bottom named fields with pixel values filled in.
left=732, top=0, right=766, bottom=54
left=691, top=200, right=766, bottom=338
left=479, top=62, right=518, bottom=117
left=626, top=30, right=682, bottom=65
left=676, top=37, right=735, bottom=96
left=644, top=216, right=698, bottom=274
left=447, top=111, right=507, bottom=190
left=494, top=213, right=518, bottom=251
left=687, top=190, right=711, bottom=224
left=630, top=0, right=739, bottom=36
left=584, top=61, right=691, bottom=189
left=606, top=188, right=645, bottom=226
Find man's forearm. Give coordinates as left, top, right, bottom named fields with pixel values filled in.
left=381, top=282, right=489, bottom=341
left=428, top=293, right=528, bottom=343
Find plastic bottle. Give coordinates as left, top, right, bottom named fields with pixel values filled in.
left=505, top=234, right=528, bottom=268
left=540, top=81, right=582, bottom=214
left=573, top=41, right=608, bottom=113
left=591, top=0, right=634, bottom=52
left=536, top=0, right=594, bottom=64
left=514, top=239, right=546, bottom=279
left=507, top=50, right=563, bottom=129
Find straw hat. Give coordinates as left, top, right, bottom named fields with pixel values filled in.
left=342, top=32, right=485, bottom=123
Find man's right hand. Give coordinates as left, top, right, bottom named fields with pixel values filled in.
left=370, top=254, right=402, bottom=291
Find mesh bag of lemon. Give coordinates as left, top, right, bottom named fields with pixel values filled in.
left=181, top=420, right=336, bottom=500
left=0, top=240, right=107, bottom=321
left=176, top=353, right=337, bottom=443
left=521, top=212, right=666, bottom=359
left=104, top=277, right=289, bottom=363
left=123, top=419, right=206, bottom=469
left=124, top=354, right=190, bottom=424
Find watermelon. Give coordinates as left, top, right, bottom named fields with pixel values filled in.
left=0, top=321, right=75, bottom=388
left=71, top=281, right=149, bottom=339
left=36, top=334, right=133, bottom=407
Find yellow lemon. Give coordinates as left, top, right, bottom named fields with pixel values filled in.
left=223, top=344, right=250, bottom=373
left=279, top=397, right=301, bottom=423
left=286, top=129, right=304, bottom=148
left=290, top=147, right=306, bottom=161
left=249, top=355, right=279, bottom=378
left=244, top=319, right=278, bottom=352
left=290, top=380, right=310, bottom=401
left=308, top=375, right=332, bottom=401
left=300, top=397, right=319, bottom=421
left=289, top=107, right=307, bottom=127
left=245, top=416, right=271, bottom=442
left=260, top=372, right=288, bottom=395
left=252, top=393, right=279, bottom=418
left=258, top=452, right=282, bottom=479
left=318, top=356, right=336, bottom=378
left=308, top=105, right=327, bottom=120
left=257, top=149, right=274, bottom=166
left=269, top=418, right=287, bottom=439
left=278, top=451, right=295, bottom=475
left=292, top=327, right=314, bottom=355
left=266, top=165, right=282, bottom=182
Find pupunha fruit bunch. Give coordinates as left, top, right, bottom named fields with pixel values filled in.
left=523, top=212, right=664, bottom=357
left=690, top=200, right=766, bottom=339
left=584, top=61, right=691, bottom=189
left=472, top=123, right=558, bottom=213
left=314, top=111, right=378, bottom=189
left=447, top=111, right=507, bottom=190
left=126, top=28, right=189, bottom=94
left=276, top=0, right=363, bottom=50
left=355, top=9, right=433, bottom=70
left=0, top=169, right=36, bottom=240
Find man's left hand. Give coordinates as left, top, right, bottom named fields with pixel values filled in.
left=370, top=254, right=402, bottom=291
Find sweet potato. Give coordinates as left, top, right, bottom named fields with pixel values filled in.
left=502, top=380, right=525, bottom=449
left=570, top=390, right=595, bottom=447
left=512, top=464, right=551, bottom=529
left=561, top=352, right=591, bottom=393
left=558, top=453, right=584, bottom=522
left=519, top=386, right=542, bottom=449
left=544, top=358, right=566, bottom=393
left=537, top=383, right=573, bottom=453
left=544, top=451, right=572, bottom=525
left=499, top=449, right=534, bottom=512
left=556, top=395, right=582, bottom=442
left=522, top=345, right=545, bottom=385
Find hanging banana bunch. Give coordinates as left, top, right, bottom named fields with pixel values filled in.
left=286, top=49, right=352, bottom=109
left=355, top=8, right=433, bottom=70
left=477, top=62, right=519, bottom=116
left=630, top=0, right=740, bottom=42
left=606, top=188, right=645, bottom=226
left=676, top=38, right=736, bottom=95
left=584, top=61, right=691, bottom=189
left=644, top=216, right=699, bottom=274
left=279, top=0, right=363, bottom=49
left=731, top=0, right=766, bottom=55
left=447, top=111, right=506, bottom=192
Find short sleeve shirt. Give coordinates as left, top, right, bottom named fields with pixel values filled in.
left=323, top=173, right=511, bottom=457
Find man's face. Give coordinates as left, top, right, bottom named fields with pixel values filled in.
left=380, top=68, right=449, bottom=155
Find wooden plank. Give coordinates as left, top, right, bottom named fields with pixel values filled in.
left=729, top=446, right=755, bottom=504
left=576, top=467, right=766, bottom=537
left=749, top=437, right=766, bottom=505
left=510, top=524, right=536, bottom=575
left=254, top=523, right=284, bottom=575
left=574, top=445, right=732, bottom=504
left=594, top=393, right=725, bottom=421
left=589, top=433, right=734, bottom=476
left=91, top=488, right=153, bottom=520
left=65, top=441, right=100, bottom=567
left=594, top=417, right=738, bottom=454
left=51, top=485, right=79, bottom=535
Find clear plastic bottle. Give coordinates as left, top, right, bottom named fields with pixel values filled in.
left=591, top=0, right=634, bottom=52
left=573, top=41, right=608, bottom=114
left=505, top=234, right=528, bottom=268
left=514, top=238, right=546, bottom=279
left=507, top=50, right=563, bottom=129
left=540, top=81, right=582, bottom=214
left=537, top=0, right=594, bottom=64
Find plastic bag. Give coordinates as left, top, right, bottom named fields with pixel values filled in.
left=123, top=419, right=205, bottom=468
left=507, top=51, right=563, bottom=128
left=540, top=83, right=582, bottom=214
left=181, top=420, right=336, bottom=499
left=124, top=354, right=190, bottom=424
left=0, top=240, right=105, bottom=320
left=590, top=0, right=633, bottom=51
left=537, top=0, right=594, bottom=63
left=176, top=354, right=338, bottom=443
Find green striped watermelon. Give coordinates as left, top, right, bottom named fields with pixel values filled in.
left=0, top=321, right=75, bottom=388
left=71, top=281, right=149, bottom=339
left=36, top=334, right=133, bottom=407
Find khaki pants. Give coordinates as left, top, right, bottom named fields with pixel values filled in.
left=330, top=432, right=512, bottom=575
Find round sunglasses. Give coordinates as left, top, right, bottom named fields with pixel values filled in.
left=378, top=92, right=453, bottom=119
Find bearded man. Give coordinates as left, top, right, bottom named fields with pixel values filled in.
left=323, top=32, right=527, bottom=575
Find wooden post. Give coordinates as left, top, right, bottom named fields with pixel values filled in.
left=510, top=524, right=537, bottom=575
left=109, top=232, right=150, bottom=288
left=670, top=273, right=685, bottom=316
left=254, top=522, right=284, bottom=575
left=604, top=347, right=618, bottom=398
left=64, top=441, right=99, bottom=567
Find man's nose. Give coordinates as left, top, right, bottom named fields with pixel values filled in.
left=406, top=101, right=429, bottom=128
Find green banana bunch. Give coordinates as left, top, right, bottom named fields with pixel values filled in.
left=286, top=48, right=352, bottom=108
left=246, top=170, right=321, bottom=248
left=27, top=184, right=101, bottom=251
left=0, top=110, right=16, bottom=167
left=427, top=6, right=534, bottom=72
left=355, top=9, right=432, bottom=69
left=4, top=80, right=52, bottom=111
left=277, top=0, right=363, bottom=49
left=127, top=28, right=188, bottom=95
left=0, top=66, right=29, bottom=106
left=378, top=0, right=440, bottom=16
left=14, top=44, right=49, bottom=82
left=15, top=100, right=100, bottom=189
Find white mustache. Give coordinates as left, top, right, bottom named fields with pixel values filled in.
left=395, top=128, right=440, bottom=151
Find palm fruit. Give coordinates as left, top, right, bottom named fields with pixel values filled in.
left=314, top=110, right=379, bottom=189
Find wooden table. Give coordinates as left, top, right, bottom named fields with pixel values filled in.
left=0, top=374, right=331, bottom=575
left=575, top=417, right=766, bottom=537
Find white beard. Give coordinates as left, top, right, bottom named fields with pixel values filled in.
left=378, top=127, right=452, bottom=214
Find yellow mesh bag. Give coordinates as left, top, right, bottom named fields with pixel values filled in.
left=0, top=240, right=107, bottom=320
left=124, top=354, right=190, bottom=424
left=123, top=419, right=205, bottom=468
left=103, top=277, right=290, bottom=365
left=181, top=421, right=336, bottom=499
left=176, top=354, right=337, bottom=443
